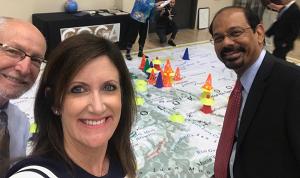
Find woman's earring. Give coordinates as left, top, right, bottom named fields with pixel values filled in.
left=52, top=107, right=60, bottom=115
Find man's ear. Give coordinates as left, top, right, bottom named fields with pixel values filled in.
left=255, top=24, right=265, bottom=45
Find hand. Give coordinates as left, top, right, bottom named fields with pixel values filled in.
left=155, top=1, right=164, bottom=10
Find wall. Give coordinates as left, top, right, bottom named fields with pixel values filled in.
left=0, top=0, right=234, bottom=27
left=0, top=0, right=115, bottom=22
left=118, top=0, right=134, bottom=13
left=196, top=0, right=233, bottom=29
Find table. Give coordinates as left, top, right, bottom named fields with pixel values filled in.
left=32, top=12, right=130, bottom=55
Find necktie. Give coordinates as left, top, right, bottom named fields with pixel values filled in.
left=214, top=80, right=243, bottom=178
left=0, top=105, right=10, bottom=177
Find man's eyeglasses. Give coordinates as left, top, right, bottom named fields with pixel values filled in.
left=0, top=43, right=46, bottom=68
left=210, top=27, right=252, bottom=44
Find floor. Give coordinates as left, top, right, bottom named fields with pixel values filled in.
left=130, top=28, right=300, bottom=64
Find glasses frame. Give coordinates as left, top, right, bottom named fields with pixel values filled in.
left=0, top=43, right=46, bottom=68
left=210, top=27, right=252, bottom=45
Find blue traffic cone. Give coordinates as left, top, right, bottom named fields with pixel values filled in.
left=182, top=48, right=190, bottom=60
left=155, top=72, right=164, bottom=88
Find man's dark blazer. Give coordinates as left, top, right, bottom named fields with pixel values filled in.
left=233, top=52, right=300, bottom=178
left=266, top=3, right=300, bottom=52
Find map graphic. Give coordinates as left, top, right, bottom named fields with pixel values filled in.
left=11, top=42, right=236, bottom=178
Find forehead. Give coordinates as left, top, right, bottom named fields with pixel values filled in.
left=74, top=56, right=119, bottom=79
left=0, top=20, right=46, bottom=55
left=212, top=9, right=249, bottom=33
left=2, top=21, right=40, bottom=39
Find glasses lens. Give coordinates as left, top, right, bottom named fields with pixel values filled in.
left=212, top=35, right=224, bottom=44
left=228, top=28, right=245, bottom=38
left=31, top=57, right=44, bottom=67
left=3, top=46, right=25, bottom=59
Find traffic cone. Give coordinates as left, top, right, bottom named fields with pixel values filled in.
left=155, top=72, right=164, bottom=88
left=148, top=69, right=156, bottom=85
left=174, top=67, right=182, bottom=81
left=163, top=72, right=172, bottom=87
left=139, top=55, right=146, bottom=70
left=143, top=58, right=150, bottom=73
left=182, top=48, right=190, bottom=60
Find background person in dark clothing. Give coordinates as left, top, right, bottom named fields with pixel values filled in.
left=265, top=0, right=300, bottom=60
left=155, top=0, right=177, bottom=46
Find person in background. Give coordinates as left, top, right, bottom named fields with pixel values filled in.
left=155, top=0, right=177, bottom=46
left=6, top=34, right=137, bottom=178
left=234, top=0, right=266, bottom=21
left=125, top=0, right=164, bottom=60
left=0, top=16, right=46, bottom=177
left=265, top=0, right=300, bottom=60
left=209, top=6, right=300, bottom=178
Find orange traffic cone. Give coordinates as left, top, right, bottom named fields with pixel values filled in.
left=174, top=67, right=182, bottom=81
left=139, top=55, right=146, bottom=70
left=148, top=69, right=156, bottom=85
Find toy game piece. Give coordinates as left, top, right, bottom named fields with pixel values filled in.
left=143, top=58, right=150, bottom=73
left=146, top=67, right=158, bottom=74
left=164, top=59, right=173, bottom=74
left=150, top=61, right=154, bottom=68
left=169, top=113, right=185, bottom=124
left=182, top=48, right=190, bottom=60
left=200, top=73, right=214, bottom=114
left=174, top=67, right=182, bottom=81
left=200, top=105, right=213, bottom=114
left=163, top=72, right=172, bottom=87
left=155, top=72, right=164, bottom=88
left=148, top=69, right=156, bottom=85
left=135, top=79, right=148, bottom=92
left=139, top=55, right=146, bottom=70
left=202, top=73, right=212, bottom=91
left=153, top=57, right=162, bottom=71
left=135, top=96, right=145, bottom=106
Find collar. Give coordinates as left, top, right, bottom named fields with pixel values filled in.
left=283, top=1, right=295, bottom=11
left=240, top=49, right=266, bottom=93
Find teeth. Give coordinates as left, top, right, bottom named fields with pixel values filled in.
left=83, top=119, right=106, bottom=126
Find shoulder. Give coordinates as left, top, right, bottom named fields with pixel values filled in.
left=7, top=103, right=29, bottom=127
left=6, top=156, right=67, bottom=178
left=286, top=3, right=300, bottom=15
left=263, top=53, right=300, bottom=81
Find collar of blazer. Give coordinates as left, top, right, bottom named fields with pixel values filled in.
left=236, top=52, right=274, bottom=147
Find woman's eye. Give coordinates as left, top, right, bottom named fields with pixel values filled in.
left=103, top=84, right=117, bottom=91
left=70, top=85, right=86, bottom=93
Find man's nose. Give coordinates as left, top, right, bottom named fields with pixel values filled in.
left=14, top=56, right=32, bottom=75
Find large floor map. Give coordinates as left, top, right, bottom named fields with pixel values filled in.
left=11, top=42, right=236, bottom=178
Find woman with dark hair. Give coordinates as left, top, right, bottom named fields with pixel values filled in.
left=6, top=34, right=137, bottom=178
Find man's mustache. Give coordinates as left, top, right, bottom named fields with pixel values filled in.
left=220, top=46, right=246, bottom=57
